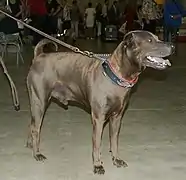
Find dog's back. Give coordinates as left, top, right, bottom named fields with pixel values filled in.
left=29, top=41, right=102, bottom=104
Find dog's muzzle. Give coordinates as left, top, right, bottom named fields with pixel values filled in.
left=144, top=42, right=174, bottom=70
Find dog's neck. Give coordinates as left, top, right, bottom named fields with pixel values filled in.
left=108, top=46, right=142, bottom=82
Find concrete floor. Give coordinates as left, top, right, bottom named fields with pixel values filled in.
left=0, top=39, right=186, bottom=180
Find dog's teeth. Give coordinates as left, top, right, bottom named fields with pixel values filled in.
left=165, top=60, right=171, bottom=66
left=147, top=56, right=153, bottom=60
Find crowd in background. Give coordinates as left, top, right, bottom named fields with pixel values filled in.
left=0, top=0, right=186, bottom=45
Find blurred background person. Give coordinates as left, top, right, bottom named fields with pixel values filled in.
left=163, top=0, right=186, bottom=42
left=84, top=2, right=95, bottom=39
left=95, top=3, right=102, bottom=37
left=46, top=0, right=62, bottom=36
left=124, top=2, right=137, bottom=32
left=101, top=0, right=109, bottom=38
left=142, top=0, right=162, bottom=34
left=27, top=0, right=48, bottom=45
left=108, top=0, right=120, bottom=26
left=70, top=0, right=80, bottom=40
left=0, top=0, right=23, bottom=34
left=63, top=0, right=71, bottom=33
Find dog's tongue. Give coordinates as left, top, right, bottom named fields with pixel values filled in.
left=147, top=56, right=171, bottom=66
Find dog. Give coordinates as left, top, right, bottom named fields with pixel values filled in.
left=26, top=30, right=174, bottom=175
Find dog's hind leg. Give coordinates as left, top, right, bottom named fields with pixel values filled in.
left=109, top=106, right=128, bottom=168
left=26, top=75, right=49, bottom=161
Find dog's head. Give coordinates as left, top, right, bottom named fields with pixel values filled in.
left=115, top=30, right=174, bottom=72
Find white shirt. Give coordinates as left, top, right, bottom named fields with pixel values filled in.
left=85, top=7, right=95, bottom=27
left=102, top=4, right=108, bottom=18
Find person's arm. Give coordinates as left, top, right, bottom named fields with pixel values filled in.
left=15, top=0, right=22, bottom=18
left=102, top=5, right=107, bottom=17
left=53, top=5, right=61, bottom=16
left=177, top=2, right=186, bottom=17
left=169, top=2, right=186, bottom=19
left=15, top=9, right=22, bottom=18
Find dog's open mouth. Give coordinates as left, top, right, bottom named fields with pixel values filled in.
left=145, top=56, right=171, bottom=70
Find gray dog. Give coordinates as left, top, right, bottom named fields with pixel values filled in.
left=26, top=30, right=174, bottom=175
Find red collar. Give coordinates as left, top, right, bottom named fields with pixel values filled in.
left=108, top=61, right=139, bottom=86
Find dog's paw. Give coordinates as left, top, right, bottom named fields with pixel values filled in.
left=93, top=165, right=105, bottom=175
left=112, top=157, right=128, bottom=168
left=34, top=154, right=47, bottom=162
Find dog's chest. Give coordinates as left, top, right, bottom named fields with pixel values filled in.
left=51, top=80, right=89, bottom=106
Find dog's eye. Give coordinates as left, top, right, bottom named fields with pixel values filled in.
left=148, top=39, right=152, bottom=43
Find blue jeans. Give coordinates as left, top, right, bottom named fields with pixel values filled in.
left=163, top=25, right=178, bottom=43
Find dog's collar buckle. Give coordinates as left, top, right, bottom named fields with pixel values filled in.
left=102, top=61, right=138, bottom=88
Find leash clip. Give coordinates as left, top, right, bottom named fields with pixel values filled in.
left=84, top=51, right=94, bottom=58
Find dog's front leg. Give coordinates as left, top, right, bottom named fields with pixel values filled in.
left=91, top=112, right=105, bottom=175
left=109, top=107, right=128, bottom=168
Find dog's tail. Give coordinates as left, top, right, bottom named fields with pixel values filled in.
left=34, top=38, right=58, bottom=58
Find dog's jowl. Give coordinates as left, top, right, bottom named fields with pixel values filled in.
left=26, top=31, right=174, bottom=174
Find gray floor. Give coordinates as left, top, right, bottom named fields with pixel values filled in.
left=0, top=40, right=186, bottom=180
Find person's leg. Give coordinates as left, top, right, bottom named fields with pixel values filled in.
left=144, top=20, right=156, bottom=34
left=48, top=16, right=58, bottom=35
left=143, top=21, right=150, bottom=32
left=32, top=15, right=47, bottom=45
left=75, top=21, right=79, bottom=38
left=163, top=25, right=169, bottom=42
left=150, top=20, right=157, bottom=34
left=88, top=27, right=91, bottom=39
left=57, top=17, right=62, bottom=34
left=172, top=27, right=178, bottom=54
left=98, top=21, right=101, bottom=37
left=71, top=21, right=76, bottom=40
left=171, top=28, right=178, bottom=43
left=53, top=17, right=58, bottom=35
left=91, top=27, right=94, bottom=39
left=64, top=21, right=71, bottom=39
left=71, top=21, right=75, bottom=35
left=101, top=18, right=106, bottom=38
left=85, top=27, right=89, bottom=39
left=146, top=20, right=156, bottom=34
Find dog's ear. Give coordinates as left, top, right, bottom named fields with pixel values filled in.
left=123, top=32, right=143, bottom=71
left=123, top=32, right=137, bottom=49
left=113, top=32, right=137, bottom=63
